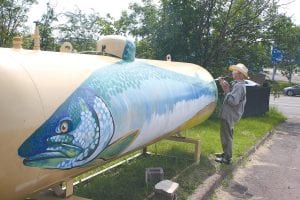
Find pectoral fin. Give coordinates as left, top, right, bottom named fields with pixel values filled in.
left=99, top=130, right=140, bottom=159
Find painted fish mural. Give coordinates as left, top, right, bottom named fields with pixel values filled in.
left=0, top=35, right=217, bottom=199
left=18, top=60, right=217, bottom=169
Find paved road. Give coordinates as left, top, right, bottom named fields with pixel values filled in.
left=214, top=95, right=300, bottom=200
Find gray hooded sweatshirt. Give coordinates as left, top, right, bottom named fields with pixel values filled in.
left=219, top=80, right=246, bottom=128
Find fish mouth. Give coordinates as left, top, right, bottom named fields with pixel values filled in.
left=22, top=143, right=83, bottom=168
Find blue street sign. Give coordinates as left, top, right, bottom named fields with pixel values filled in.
left=272, top=47, right=283, bottom=63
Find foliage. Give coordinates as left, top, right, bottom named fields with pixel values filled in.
left=118, top=0, right=159, bottom=58
left=113, top=11, right=132, bottom=35
left=127, top=0, right=159, bottom=38
left=135, top=37, right=156, bottom=58
left=0, top=0, right=36, bottom=47
left=21, top=33, right=34, bottom=49
left=124, top=0, right=279, bottom=78
left=56, top=9, right=116, bottom=52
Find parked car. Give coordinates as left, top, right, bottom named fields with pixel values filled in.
left=283, top=85, right=300, bottom=96
left=245, top=80, right=260, bottom=87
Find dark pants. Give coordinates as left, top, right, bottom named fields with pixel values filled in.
left=220, top=119, right=233, bottom=159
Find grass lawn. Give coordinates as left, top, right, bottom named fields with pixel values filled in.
left=74, top=107, right=285, bottom=200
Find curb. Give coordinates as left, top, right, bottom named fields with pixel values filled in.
left=189, top=129, right=275, bottom=200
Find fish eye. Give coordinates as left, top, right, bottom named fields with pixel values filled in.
left=60, top=121, right=69, bottom=134
left=55, top=118, right=73, bottom=134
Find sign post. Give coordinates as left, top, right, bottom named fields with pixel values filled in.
left=271, top=47, right=283, bottom=81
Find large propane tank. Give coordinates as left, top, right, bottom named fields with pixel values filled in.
left=0, top=35, right=217, bottom=199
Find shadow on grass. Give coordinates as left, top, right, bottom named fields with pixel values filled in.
left=74, top=148, right=216, bottom=200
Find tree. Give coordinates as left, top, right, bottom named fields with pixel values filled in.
left=39, top=2, right=58, bottom=51
left=118, top=0, right=159, bottom=58
left=207, top=0, right=274, bottom=73
left=269, top=15, right=300, bottom=83
left=154, top=0, right=204, bottom=62
left=124, top=0, right=278, bottom=77
left=57, top=9, right=117, bottom=52
left=0, top=0, right=36, bottom=47
left=57, top=9, right=98, bottom=52
left=114, top=11, right=133, bottom=36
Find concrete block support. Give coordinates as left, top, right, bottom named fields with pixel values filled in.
left=154, top=180, right=179, bottom=200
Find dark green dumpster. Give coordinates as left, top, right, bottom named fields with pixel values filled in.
left=243, top=86, right=271, bottom=117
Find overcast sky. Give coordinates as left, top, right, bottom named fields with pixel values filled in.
left=28, top=0, right=300, bottom=31
left=278, top=0, right=300, bottom=25
left=28, top=0, right=142, bottom=27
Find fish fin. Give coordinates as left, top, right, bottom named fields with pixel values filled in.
left=98, top=130, right=140, bottom=159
